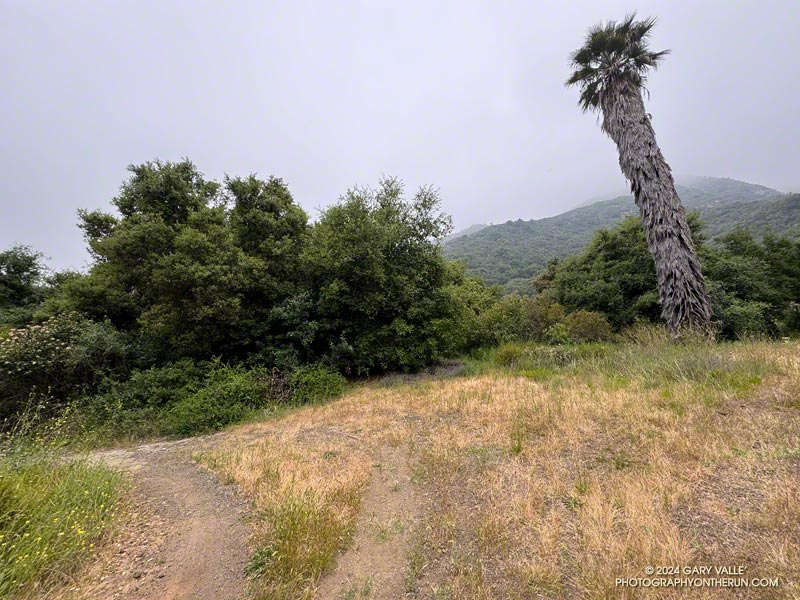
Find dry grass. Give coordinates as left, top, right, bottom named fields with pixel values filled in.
left=204, top=340, right=800, bottom=599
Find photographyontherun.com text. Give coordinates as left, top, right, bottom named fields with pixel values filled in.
left=617, top=565, right=779, bottom=589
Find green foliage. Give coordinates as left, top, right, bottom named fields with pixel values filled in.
left=80, top=361, right=274, bottom=439
left=701, top=193, right=800, bottom=239
left=707, top=287, right=772, bottom=339
left=0, top=313, right=127, bottom=423
left=477, top=295, right=566, bottom=345
left=563, top=310, right=614, bottom=342
left=164, top=364, right=269, bottom=436
left=45, top=163, right=466, bottom=379
left=539, top=216, right=800, bottom=339
left=76, top=359, right=206, bottom=439
left=59, top=160, right=309, bottom=361
left=110, top=159, right=219, bottom=224
left=457, top=292, right=610, bottom=348
left=0, top=418, right=121, bottom=598
left=477, top=296, right=529, bottom=345
left=0, top=246, right=44, bottom=306
left=521, top=297, right=567, bottom=340
left=288, top=364, right=346, bottom=405
left=702, top=227, right=800, bottom=337
left=301, top=177, right=453, bottom=374
left=431, top=262, right=501, bottom=355
left=544, top=322, right=572, bottom=345
left=99, top=358, right=205, bottom=410
left=75, top=359, right=345, bottom=441
left=537, top=217, right=662, bottom=328
left=8, top=158, right=795, bottom=445
left=0, top=246, right=47, bottom=328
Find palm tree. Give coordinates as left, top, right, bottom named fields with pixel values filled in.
left=567, top=14, right=711, bottom=334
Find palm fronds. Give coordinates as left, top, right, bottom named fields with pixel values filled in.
left=566, top=13, right=669, bottom=111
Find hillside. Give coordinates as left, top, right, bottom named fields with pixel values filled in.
left=443, top=177, right=794, bottom=288
left=702, top=193, right=800, bottom=239
left=445, top=223, right=488, bottom=241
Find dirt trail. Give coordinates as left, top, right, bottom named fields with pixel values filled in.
left=76, top=436, right=421, bottom=600
left=68, top=437, right=252, bottom=600
left=314, top=447, right=420, bottom=600
left=62, top=363, right=462, bottom=600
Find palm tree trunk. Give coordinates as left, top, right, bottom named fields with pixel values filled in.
left=600, top=79, right=711, bottom=334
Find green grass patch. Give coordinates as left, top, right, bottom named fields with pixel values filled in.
left=0, top=456, right=122, bottom=598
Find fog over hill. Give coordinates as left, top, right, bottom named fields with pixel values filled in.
left=444, top=176, right=798, bottom=289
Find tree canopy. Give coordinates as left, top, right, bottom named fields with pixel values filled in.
left=43, top=161, right=472, bottom=374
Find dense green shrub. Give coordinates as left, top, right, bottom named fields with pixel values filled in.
left=536, top=217, right=666, bottom=328
left=79, top=361, right=346, bottom=441
left=564, top=310, right=614, bottom=342
left=780, top=302, right=800, bottom=336
left=478, top=296, right=527, bottom=344
left=100, top=358, right=205, bottom=410
left=493, top=343, right=525, bottom=367
left=714, top=297, right=772, bottom=339
left=163, top=364, right=269, bottom=435
left=476, top=296, right=567, bottom=345
left=301, top=177, right=454, bottom=374
left=701, top=228, right=800, bottom=337
left=42, top=163, right=467, bottom=375
left=544, top=322, right=572, bottom=345
left=164, top=391, right=250, bottom=436
left=288, top=364, right=346, bottom=405
left=52, top=161, right=309, bottom=362
left=520, top=297, right=566, bottom=340
left=0, top=313, right=127, bottom=423
left=433, top=265, right=502, bottom=354
left=74, top=359, right=205, bottom=439
left=75, top=360, right=274, bottom=439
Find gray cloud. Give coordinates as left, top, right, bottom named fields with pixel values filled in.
left=2, top=0, right=798, bottom=270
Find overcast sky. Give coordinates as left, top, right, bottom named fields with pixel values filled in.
left=2, top=0, right=799, bottom=270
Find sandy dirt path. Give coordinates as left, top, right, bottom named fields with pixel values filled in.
left=64, top=436, right=253, bottom=600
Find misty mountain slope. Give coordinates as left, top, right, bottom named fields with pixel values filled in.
left=702, top=193, right=800, bottom=239
left=443, top=177, right=792, bottom=287
left=445, top=223, right=488, bottom=242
